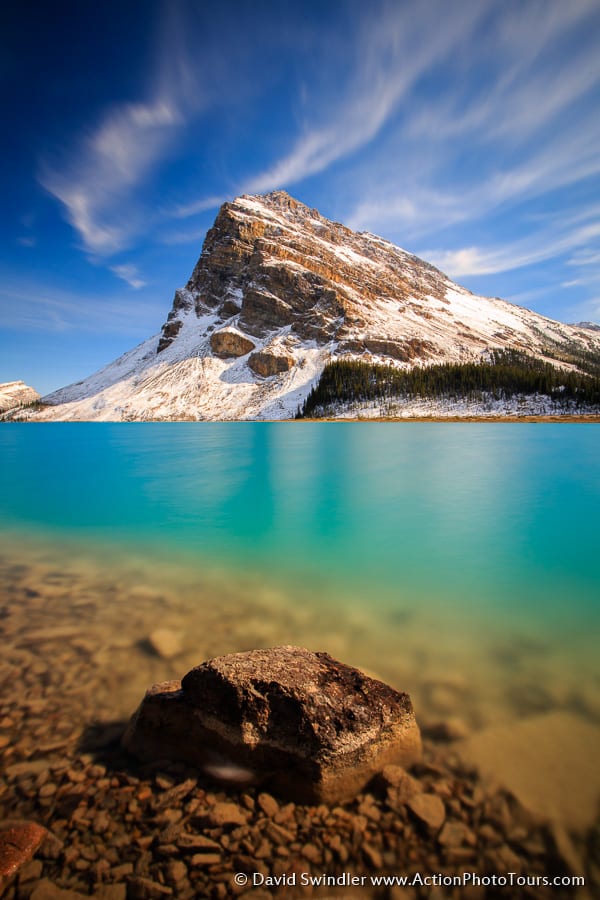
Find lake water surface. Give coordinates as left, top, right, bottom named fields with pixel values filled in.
left=1, top=422, right=599, bottom=729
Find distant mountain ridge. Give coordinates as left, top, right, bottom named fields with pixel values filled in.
left=15, top=191, right=600, bottom=420
left=0, top=381, right=40, bottom=414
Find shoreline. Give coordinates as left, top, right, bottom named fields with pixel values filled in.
left=291, top=414, right=600, bottom=423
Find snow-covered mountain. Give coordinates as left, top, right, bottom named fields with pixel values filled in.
left=0, top=381, right=40, bottom=414
left=22, top=191, right=600, bottom=420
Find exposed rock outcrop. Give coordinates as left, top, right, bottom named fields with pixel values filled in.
left=248, top=350, right=294, bottom=377
left=123, top=646, right=422, bottom=803
left=209, top=329, right=255, bottom=358
left=157, top=190, right=450, bottom=354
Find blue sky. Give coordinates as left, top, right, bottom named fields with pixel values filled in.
left=2, top=0, right=600, bottom=394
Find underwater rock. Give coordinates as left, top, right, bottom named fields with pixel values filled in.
left=123, top=646, right=422, bottom=803
left=147, top=628, right=183, bottom=660
left=407, top=793, right=446, bottom=832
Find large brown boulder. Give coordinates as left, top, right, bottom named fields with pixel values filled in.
left=0, top=821, right=48, bottom=893
left=123, top=646, right=422, bottom=804
left=209, top=329, right=255, bottom=358
left=248, top=351, right=294, bottom=377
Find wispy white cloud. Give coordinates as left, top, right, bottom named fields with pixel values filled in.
left=349, top=87, right=600, bottom=243
left=40, top=97, right=184, bottom=254
left=423, top=223, right=600, bottom=278
left=110, top=264, right=147, bottom=289
left=405, top=0, right=599, bottom=146
left=37, top=0, right=223, bottom=255
left=34, top=0, right=600, bottom=332
left=170, top=195, right=224, bottom=219
left=344, top=0, right=600, bottom=263
left=244, top=0, right=487, bottom=194
left=568, top=248, right=600, bottom=267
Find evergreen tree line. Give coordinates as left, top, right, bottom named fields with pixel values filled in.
left=296, top=349, right=600, bottom=417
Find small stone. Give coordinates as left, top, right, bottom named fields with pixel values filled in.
left=362, top=844, right=382, bottom=868
left=424, top=718, right=471, bottom=741
left=266, top=822, right=295, bottom=845
left=438, top=821, right=469, bottom=848
left=190, top=853, right=221, bottom=866
left=380, top=766, right=422, bottom=806
left=38, top=783, right=57, bottom=798
left=301, top=843, right=321, bottom=863
left=92, top=810, right=111, bottom=834
left=479, top=824, right=501, bottom=845
left=153, top=778, right=196, bottom=810
left=166, top=859, right=188, bottom=884
left=29, top=880, right=88, bottom=900
left=493, top=844, right=523, bottom=872
left=358, top=795, right=381, bottom=822
left=111, top=862, right=134, bottom=879
left=257, top=792, right=279, bottom=817
left=379, top=764, right=408, bottom=788
left=407, top=793, right=446, bottom=831
left=208, top=802, right=247, bottom=827
left=253, top=838, right=270, bottom=860
left=176, top=834, right=220, bottom=852
left=16, top=859, right=43, bottom=882
left=6, top=760, right=50, bottom=779
left=147, top=629, right=183, bottom=660
left=155, top=775, right=174, bottom=790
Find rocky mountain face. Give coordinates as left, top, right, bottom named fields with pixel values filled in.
left=24, top=191, right=600, bottom=420
left=0, top=381, right=40, bottom=414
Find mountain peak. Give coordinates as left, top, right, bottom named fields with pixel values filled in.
left=248, top=189, right=303, bottom=208
left=27, top=193, right=600, bottom=420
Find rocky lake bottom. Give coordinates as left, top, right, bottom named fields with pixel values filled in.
left=1, top=537, right=599, bottom=900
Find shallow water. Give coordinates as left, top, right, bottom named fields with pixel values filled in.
left=1, top=422, right=599, bottom=731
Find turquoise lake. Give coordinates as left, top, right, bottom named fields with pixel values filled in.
left=1, top=422, right=599, bottom=727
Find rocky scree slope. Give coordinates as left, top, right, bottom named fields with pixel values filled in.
left=31, top=191, right=600, bottom=420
